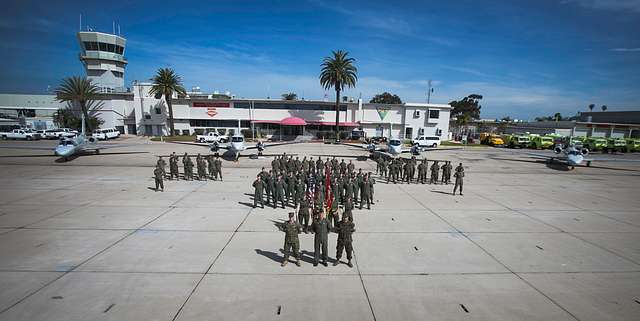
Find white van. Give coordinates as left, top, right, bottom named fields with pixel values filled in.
left=412, top=135, right=441, bottom=148
left=92, top=128, right=120, bottom=140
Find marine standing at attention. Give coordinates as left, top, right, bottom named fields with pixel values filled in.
left=153, top=166, right=164, bottom=192
left=281, top=212, right=301, bottom=267
left=334, top=214, right=355, bottom=267
left=312, top=210, right=330, bottom=267
left=453, top=163, right=465, bottom=196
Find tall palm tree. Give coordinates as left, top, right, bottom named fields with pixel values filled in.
left=55, top=76, right=99, bottom=133
left=588, top=104, right=595, bottom=111
left=150, top=68, right=186, bottom=136
left=319, top=50, right=357, bottom=140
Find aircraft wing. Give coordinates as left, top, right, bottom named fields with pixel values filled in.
left=583, top=157, right=640, bottom=163
left=89, top=143, right=150, bottom=150
left=245, top=141, right=300, bottom=150
left=0, top=144, right=55, bottom=151
left=167, top=141, right=229, bottom=150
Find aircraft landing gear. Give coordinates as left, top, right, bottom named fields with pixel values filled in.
left=95, top=149, right=100, bottom=155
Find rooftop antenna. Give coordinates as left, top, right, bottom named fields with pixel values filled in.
left=426, top=79, right=433, bottom=104
left=118, top=23, right=120, bottom=36
left=112, top=21, right=115, bottom=34
left=79, top=14, right=82, bottom=31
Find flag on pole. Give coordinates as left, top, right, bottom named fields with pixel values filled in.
left=325, top=167, right=332, bottom=211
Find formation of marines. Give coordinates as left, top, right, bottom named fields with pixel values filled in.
left=374, top=156, right=456, bottom=186
left=252, top=155, right=376, bottom=212
left=152, top=152, right=224, bottom=191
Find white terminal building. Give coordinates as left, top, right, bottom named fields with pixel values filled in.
left=0, top=30, right=452, bottom=140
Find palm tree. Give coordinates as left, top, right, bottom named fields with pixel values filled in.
left=319, top=50, right=358, bottom=140
left=601, top=105, right=608, bottom=112
left=150, top=68, right=186, bottom=136
left=55, top=76, right=99, bottom=133
left=588, top=104, right=595, bottom=111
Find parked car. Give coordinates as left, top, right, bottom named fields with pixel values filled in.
left=0, top=129, right=42, bottom=140
left=45, top=128, right=78, bottom=139
left=92, top=128, right=120, bottom=140
left=412, top=135, right=441, bottom=148
left=195, top=132, right=229, bottom=143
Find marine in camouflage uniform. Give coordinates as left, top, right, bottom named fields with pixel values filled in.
left=207, top=155, right=215, bottom=180
left=182, top=153, right=193, bottom=181
left=430, top=161, right=440, bottom=184
left=169, top=153, right=179, bottom=180
left=214, top=156, right=223, bottom=181
left=453, top=163, right=465, bottom=196
left=157, top=156, right=167, bottom=178
left=154, top=166, right=164, bottom=192
left=281, top=212, right=301, bottom=267
left=333, top=215, right=355, bottom=267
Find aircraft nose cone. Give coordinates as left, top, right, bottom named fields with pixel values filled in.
left=55, top=146, right=72, bottom=157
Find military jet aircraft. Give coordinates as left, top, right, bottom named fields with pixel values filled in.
left=342, top=137, right=461, bottom=159
left=170, top=134, right=300, bottom=161
left=0, top=115, right=147, bottom=161
left=500, top=143, right=640, bottom=170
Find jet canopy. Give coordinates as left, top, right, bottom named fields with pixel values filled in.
left=231, top=136, right=244, bottom=143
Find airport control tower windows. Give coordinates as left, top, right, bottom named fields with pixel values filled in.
left=84, top=41, right=99, bottom=51
left=99, top=42, right=108, bottom=51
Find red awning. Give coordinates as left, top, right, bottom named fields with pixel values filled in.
left=280, top=117, right=307, bottom=126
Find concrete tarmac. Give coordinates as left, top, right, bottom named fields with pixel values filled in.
left=0, top=139, right=639, bottom=320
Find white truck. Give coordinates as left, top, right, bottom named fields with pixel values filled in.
left=45, top=128, right=78, bottom=139
left=412, top=135, right=441, bottom=148
left=196, top=132, right=229, bottom=143
left=1, top=129, right=42, bottom=140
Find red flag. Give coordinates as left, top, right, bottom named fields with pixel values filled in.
left=325, top=165, right=332, bottom=211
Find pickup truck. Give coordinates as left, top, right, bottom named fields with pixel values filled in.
left=195, top=132, right=229, bottom=143
left=0, top=129, right=42, bottom=140
left=45, top=128, right=78, bottom=139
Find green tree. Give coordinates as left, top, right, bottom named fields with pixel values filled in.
left=150, top=68, right=186, bottom=136
left=281, top=92, right=298, bottom=100
left=55, top=76, right=99, bottom=132
left=370, top=92, right=402, bottom=104
left=319, top=50, right=358, bottom=140
left=53, top=108, right=104, bottom=131
left=588, top=104, right=595, bottom=111
left=449, top=94, right=482, bottom=120
left=501, top=116, right=513, bottom=122
left=601, top=105, right=608, bottom=112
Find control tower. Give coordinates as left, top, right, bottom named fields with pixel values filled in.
left=77, top=31, right=128, bottom=93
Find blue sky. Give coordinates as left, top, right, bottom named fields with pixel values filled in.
left=0, top=0, right=639, bottom=120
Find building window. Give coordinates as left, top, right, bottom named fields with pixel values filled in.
left=83, top=41, right=98, bottom=51
left=155, top=107, right=161, bottom=114
left=429, top=110, right=440, bottom=119
left=99, top=42, right=108, bottom=51
left=405, top=127, right=413, bottom=139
